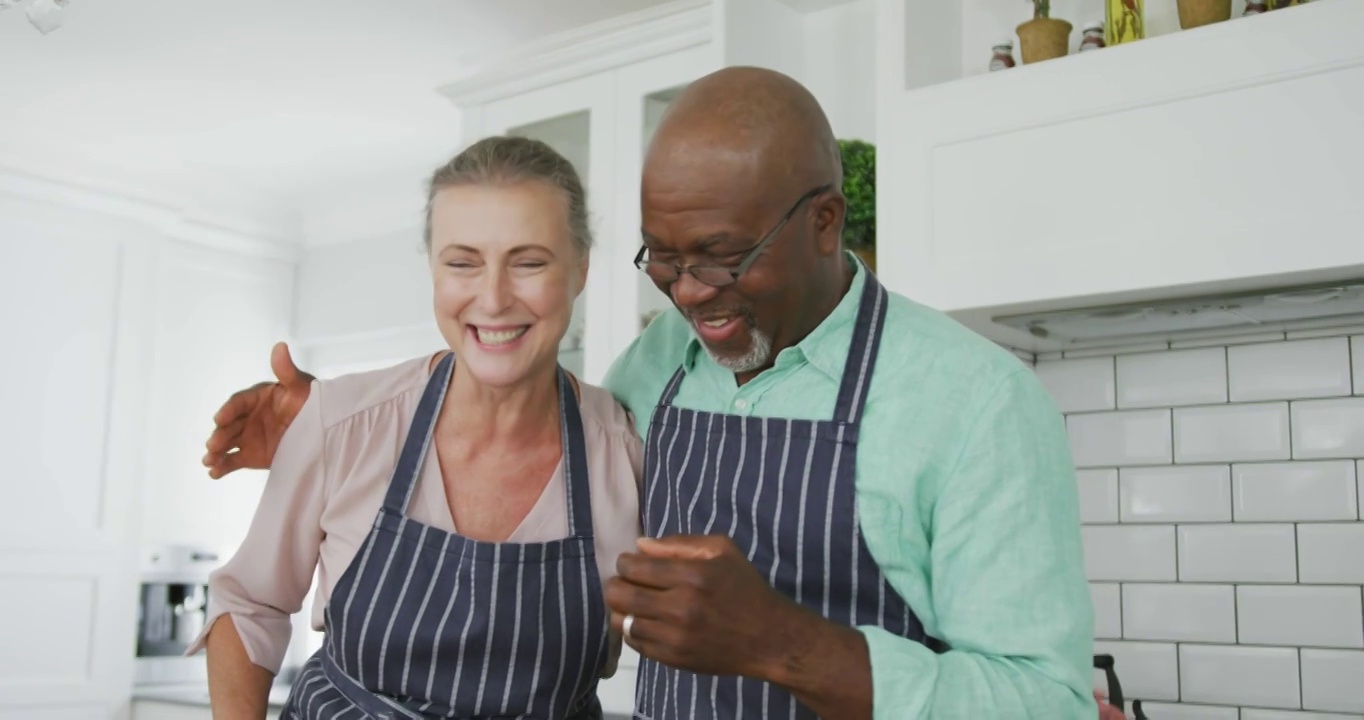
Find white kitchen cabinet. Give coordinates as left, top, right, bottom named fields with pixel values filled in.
left=131, top=700, right=281, bottom=720
left=875, top=0, right=1364, bottom=351
left=0, top=171, right=298, bottom=719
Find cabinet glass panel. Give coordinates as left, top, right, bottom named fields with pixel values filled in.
left=507, top=110, right=591, bottom=378
left=637, top=86, right=687, bottom=334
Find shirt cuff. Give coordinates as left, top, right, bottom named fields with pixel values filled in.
left=183, top=610, right=292, bottom=675
left=858, top=624, right=939, bottom=719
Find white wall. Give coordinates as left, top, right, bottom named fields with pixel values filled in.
left=802, top=0, right=877, bottom=142
left=0, top=173, right=297, bottom=718
left=1030, top=328, right=1364, bottom=717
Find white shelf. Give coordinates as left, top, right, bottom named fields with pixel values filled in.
left=875, top=0, right=1364, bottom=351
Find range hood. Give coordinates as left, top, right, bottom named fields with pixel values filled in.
left=993, top=280, right=1364, bottom=346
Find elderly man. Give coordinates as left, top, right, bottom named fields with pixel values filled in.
left=203, top=67, right=1096, bottom=718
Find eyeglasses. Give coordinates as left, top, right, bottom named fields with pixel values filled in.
left=633, top=184, right=832, bottom=288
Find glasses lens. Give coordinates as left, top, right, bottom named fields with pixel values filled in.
left=643, top=262, right=677, bottom=282
left=693, top=267, right=736, bottom=287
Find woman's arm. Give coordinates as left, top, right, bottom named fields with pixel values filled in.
left=190, top=381, right=330, bottom=717
left=206, top=615, right=274, bottom=719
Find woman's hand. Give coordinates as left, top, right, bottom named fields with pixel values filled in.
left=202, top=342, right=314, bottom=479
left=1095, top=692, right=1125, bottom=720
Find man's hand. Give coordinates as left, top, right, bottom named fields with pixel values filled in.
left=202, top=342, right=314, bottom=479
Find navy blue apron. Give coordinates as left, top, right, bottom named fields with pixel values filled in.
left=281, top=354, right=609, bottom=719
left=635, top=271, right=947, bottom=719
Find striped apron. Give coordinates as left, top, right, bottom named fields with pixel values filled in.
left=281, top=354, right=609, bottom=719
left=635, top=272, right=947, bottom=719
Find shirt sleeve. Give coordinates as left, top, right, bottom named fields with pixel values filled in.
left=184, top=380, right=328, bottom=674
left=859, top=369, right=1097, bottom=719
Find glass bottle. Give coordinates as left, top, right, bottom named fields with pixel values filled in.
left=1105, top=0, right=1145, bottom=45
left=989, top=40, right=1016, bottom=71
left=1079, top=22, right=1106, bottom=51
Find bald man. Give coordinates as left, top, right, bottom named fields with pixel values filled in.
left=202, top=67, right=1096, bottom=719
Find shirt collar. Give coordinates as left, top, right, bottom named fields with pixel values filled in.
left=681, top=251, right=868, bottom=382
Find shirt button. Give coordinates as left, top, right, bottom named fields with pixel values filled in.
left=734, top=398, right=748, bottom=410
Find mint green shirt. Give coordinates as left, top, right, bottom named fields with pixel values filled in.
left=602, top=257, right=1096, bottom=719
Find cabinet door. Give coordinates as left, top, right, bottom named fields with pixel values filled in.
left=139, top=241, right=294, bottom=557
left=0, top=211, right=155, bottom=719
left=609, top=45, right=714, bottom=353
left=479, top=73, right=619, bottom=384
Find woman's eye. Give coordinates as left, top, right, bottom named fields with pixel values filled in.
left=445, top=261, right=475, bottom=269
left=516, top=261, right=547, bottom=269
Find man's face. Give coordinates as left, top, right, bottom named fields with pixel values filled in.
left=640, top=159, right=817, bottom=375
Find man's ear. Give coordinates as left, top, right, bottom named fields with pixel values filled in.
left=814, top=193, right=847, bottom=256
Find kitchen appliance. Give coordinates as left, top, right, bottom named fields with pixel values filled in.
left=134, top=544, right=218, bottom=686
left=994, top=278, right=1364, bottom=348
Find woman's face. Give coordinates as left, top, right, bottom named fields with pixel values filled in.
left=428, top=181, right=586, bottom=388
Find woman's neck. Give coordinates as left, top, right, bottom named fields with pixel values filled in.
left=441, top=357, right=561, bottom=446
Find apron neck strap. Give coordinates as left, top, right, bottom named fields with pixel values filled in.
left=556, top=366, right=594, bottom=538
left=655, top=270, right=890, bottom=428
left=381, top=357, right=595, bottom=540
left=832, top=271, right=889, bottom=427
left=383, top=353, right=455, bottom=515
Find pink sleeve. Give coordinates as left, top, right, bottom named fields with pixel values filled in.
left=185, top=380, right=328, bottom=674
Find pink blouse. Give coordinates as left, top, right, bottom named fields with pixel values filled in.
left=188, top=354, right=645, bottom=677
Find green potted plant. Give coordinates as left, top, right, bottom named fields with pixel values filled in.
left=1017, top=0, right=1072, bottom=63
left=838, top=138, right=876, bottom=272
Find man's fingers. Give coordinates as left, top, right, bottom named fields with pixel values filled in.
left=270, top=342, right=301, bottom=385
left=207, top=451, right=250, bottom=480
left=615, top=552, right=701, bottom=590
left=637, top=534, right=727, bottom=560
left=204, top=417, right=246, bottom=455
left=212, top=382, right=272, bottom=425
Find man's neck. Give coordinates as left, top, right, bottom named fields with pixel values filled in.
left=733, top=256, right=855, bottom=386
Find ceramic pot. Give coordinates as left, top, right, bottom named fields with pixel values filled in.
left=1016, top=18, right=1073, bottom=63
left=1177, top=0, right=1232, bottom=27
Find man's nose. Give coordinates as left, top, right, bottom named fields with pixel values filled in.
left=670, top=272, right=720, bottom=310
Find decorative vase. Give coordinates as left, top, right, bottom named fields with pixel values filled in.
left=1016, top=17, right=1073, bottom=63
left=1078, top=21, right=1106, bottom=51
left=1105, top=0, right=1145, bottom=45
left=1177, top=0, right=1232, bottom=27
left=1244, top=0, right=1268, bottom=14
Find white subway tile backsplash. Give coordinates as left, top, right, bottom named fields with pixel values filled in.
left=1233, top=461, right=1359, bottom=523
left=1298, top=523, right=1364, bottom=584
left=1242, top=710, right=1364, bottom=720
left=1300, top=649, right=1364, bottom=713
left=1121, top=465, right=1231, bottom=523
left=1171, top=331, right=1286, bottom=349
left=1292, top=397, right=1364, bottom=459
left=1078, top=469, right=1120, bottom=524
left=1135, top=703, right=1238, bottom=720
left=1070, top=409, right=1173, bottom=468
left=1122, top=583, right=1236, bottom=642
left=1091, top=582, right=1123, bottom=639
left=1174, top=403, right=1292, bottom=463
left=1117, top=348, right=1228, bottom=408
left=1179, top=644, right=1301, bottom=709
left=1092, top=640, right=1180, bottom=701
left=1084, top=525, right=1177, bottom=581
left=1352, top=336, right=1362, bottom=395
left=1178, top=524, right=1298, bottom=583
left=1237, top=585, right=1364, bottom=648
left=1050, top=331, right=1364, bottom=715
left=1035, top=357, right=1115, bottom=412
left=1228, top=337, right=1354, bottom=402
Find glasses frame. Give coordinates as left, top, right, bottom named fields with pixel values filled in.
left=633, top=184, right=833, bottom=288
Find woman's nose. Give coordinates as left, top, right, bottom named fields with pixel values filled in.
left=476, top=270, right=514, bottom=313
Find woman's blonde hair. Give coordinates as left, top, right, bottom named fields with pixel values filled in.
left=423, top=135, right=592, bottom=257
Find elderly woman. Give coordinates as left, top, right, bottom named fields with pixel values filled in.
left=189, top=136, right=643, bottom=719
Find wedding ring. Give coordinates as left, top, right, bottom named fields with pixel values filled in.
left=623, top=614, right=635, bottom=640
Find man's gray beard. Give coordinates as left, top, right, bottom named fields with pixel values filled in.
left=705, top=328, right=773, bottom=374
